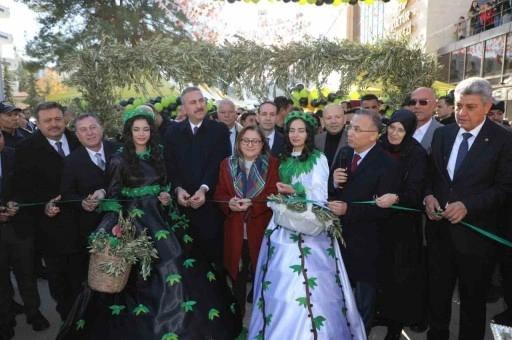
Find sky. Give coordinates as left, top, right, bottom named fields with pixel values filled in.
left=0, top=0, right=39, bottom=59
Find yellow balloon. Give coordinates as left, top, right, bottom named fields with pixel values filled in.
left=307, top=0, right=316, bottom=3
left=299, top=0, right=307, bottom=4
left=365, top=0, right=375, bottom=4
left=310, top=89, right=320, bottom=100
left=333, top=0, right=342, bottom=5
left=348, top=91, right=360, bottom=100
left=321, top=87, right=330, bottom=97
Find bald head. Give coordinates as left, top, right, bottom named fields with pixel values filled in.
left=323, top=104, right=346, bottom=134
left=410, top=87, right=438, bottom=128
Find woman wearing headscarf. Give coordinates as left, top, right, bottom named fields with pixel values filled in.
left=374, top=109, right=428, bottom=340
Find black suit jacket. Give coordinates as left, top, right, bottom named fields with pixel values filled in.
left=0, top=147, right=15, bottom=205
left=270, top=131, right=285, bottom=158
left=425, top=119, right=512, bottom=256
left=164, top=118, right=230, bottom=196
left=12, top=129, right=81, bottom=252
left=332, top=144, right=401, bottom=282
left=60, top=140, right=120, bottom=241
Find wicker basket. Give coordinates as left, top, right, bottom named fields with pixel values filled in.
left=88, top=251, right=131, bottom=293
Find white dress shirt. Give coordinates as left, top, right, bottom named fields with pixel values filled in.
left=446, top=119, right=485, bottom=180
left=413, top=118, right=433, bottom=143
left=266, top=130, right=276, bottom=149
left=47, top=135, right=70, bottom=156
left=85, top=143, right=105, bottom=168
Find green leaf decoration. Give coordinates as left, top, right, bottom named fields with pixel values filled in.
left=327, top=247, right=335, bottom=258
left=108, top=236, right=120, bottom=247
left=161, top=333, right=179, bottom=340
left=97, top=200, right=122, bottom=213
left=257, top=299, right=264, bottom=310
left=109, top=304, right=126, bottom=316
left=130, top=208, right=144, bottom=218
left=133, top=304, right=149, bottom=316
left=264, top=229, right=272, bottom=236
left=183, top=234, right=193, bottom=244
left=255, top=334, right=263, bottom=340
left=155, top=230, right=170, bottom=240
left=76, top=319, right=85, bottom=330
left=268, top=246, right=275, bottom=258
left=261, top=264, right=267, bottom=272
left=313, top=316, right=326, bottom=330
left=165, top=274, right=182, bottom=286
left=208, top=308, right=220, bottom=320
left=264, top=313, right=273, bottom=326
left=183, top=258, right=196, bottom=268
left=207, top=271, right=216, bottom=282
left=230, top=303, right=236, bottom=314
left=235, top=327, right=248, bottom=340
left=289, top=233, right=299, bottom=242
left=289, top=264, right=302, bottom=276
left=181, top=300, right=197, bottom=312
left=303, top=246, right=312, bottom=258
left=295, top=297, right=308, bottom=308
left=342, top=307, right=347, bottom=315
left=262, top=281, right=271, bottom=291
left=307, top=277, right=318, bottom=289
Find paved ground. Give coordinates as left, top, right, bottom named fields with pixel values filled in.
left=10, top=277, right=507, bottom=339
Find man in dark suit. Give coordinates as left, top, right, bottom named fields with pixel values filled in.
left=59, top=113, right=119, bottom=246
left=217, top=99, right=242, bottom=155
left=164, top=87, right=231, bottom=268
left=436, top=95, right=456, bottom=125
left=327, top=109, right=400, bottom=335
left=314, top=104, right=348, bottom=170
left=12, top=102, right=81, bottom=322
left=0, top=101, right=31, bottom=148
left=424, top=77, right=512, bottom=340
left=0, top=131, right=47, bottom=339
left=256, top=101, right=284, bottom=158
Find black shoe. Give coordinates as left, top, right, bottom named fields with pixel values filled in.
left=409, top=323, right=428, bottom=333
left=10, top=301, right=23, bottom=316
left=26, top=312, right=50, bottom=331
left=492, top=309, right=512, bottom=327
left=486, top=285, right=503, bottom=303
left=384, top=332, right=401, bottom=340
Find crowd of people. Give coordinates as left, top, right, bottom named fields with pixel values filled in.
left=461, top=0, right=512, bottom=39
left=0, top=76, right=510, bottom=340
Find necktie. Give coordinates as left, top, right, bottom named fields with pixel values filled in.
left=95, top=153, right=105, bottom=171
left=454, top=132, right=472, bottom=174
left=193, top=126, right=199, bottom=136
left=55, top=141, right=65, bottom=157
left=350, top=154, right=361, bottom=173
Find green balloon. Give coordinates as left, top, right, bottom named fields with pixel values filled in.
left=299, top=89, right=309, bottom=98
left=154, top=103, right=164, bottom=112
left=206, top=100, right=214, bottom=111
left=133, top=98, right=144, bottom=107
left=170, top=110, right=177, bottom=118
left=125, top=104, right=134, bottom=112
left=169, top=95, right=178, bottom=104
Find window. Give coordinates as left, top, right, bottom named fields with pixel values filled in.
left=465, top=42, right=483, bottom=78
left=438, top=54, right=450, bottom=83
left=450, top=48, right=465, bottom=83
left=483, top=35, right=505, bottom=78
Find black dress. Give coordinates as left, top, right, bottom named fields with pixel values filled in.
left=375, top=139, right=428, bottom=326
left=57, top=152, right=242, bottom=340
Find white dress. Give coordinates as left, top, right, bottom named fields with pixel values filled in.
left=248, top=152, right=366, bottom=340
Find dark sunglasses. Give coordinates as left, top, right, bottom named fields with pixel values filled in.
left=408, top=99, right=431, bottom=106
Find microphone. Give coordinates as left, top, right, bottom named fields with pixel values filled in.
left=337, top=149, right=349, bottom=190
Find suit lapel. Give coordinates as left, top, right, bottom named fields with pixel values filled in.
left=352, top=146, right=378, bottom=177
left=453, top=119, right=493, bottom=179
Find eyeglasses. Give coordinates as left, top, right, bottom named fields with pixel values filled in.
left=408, top=99, right=431, bottom=106
left=218, top=110, right=235, bottom=115
left=387, top=125, right=406, bottom=135
left=240, top=138, right=262, bottom=146
left=346, top=124, right=378, bottom=133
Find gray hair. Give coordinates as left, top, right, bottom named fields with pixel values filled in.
left=354, top=109, right=383, bottom=132
left=180, top=86, right=202, bottom=104
left=75, top=112, right=102, bottom=126
left=454, top=77, right=493, bottom=104
left=218, top=99, right=235, bottom=109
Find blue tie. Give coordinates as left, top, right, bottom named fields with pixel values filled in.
left=55, top=141, right=65, bottom=157
left=454, top=132, right=472, bottom=174
left=193, top=126, right=199, bottom=136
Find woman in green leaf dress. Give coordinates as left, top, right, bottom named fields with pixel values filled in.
left=57, top=109, right=242, bottom=340
left=248, top=111, right=366, bottom=340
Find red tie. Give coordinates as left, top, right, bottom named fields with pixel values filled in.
left=350, top=154, right=361, bottom=173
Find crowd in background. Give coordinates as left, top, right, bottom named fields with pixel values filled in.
left=0, top=76, right=511, bottom=340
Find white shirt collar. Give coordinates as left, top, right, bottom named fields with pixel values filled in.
left=85, top=143, right=105, bottom=162
left=456, top=117, right=486, bottom=139
left=413, top=118, right=433, bottom=142
left=189, top=121, right=203, bottom=131
left=355, top=143, right=376, bottom=161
